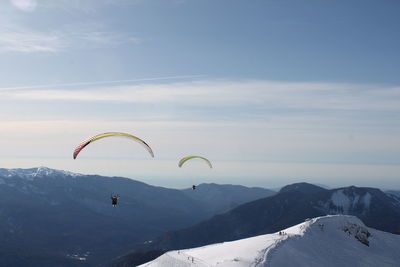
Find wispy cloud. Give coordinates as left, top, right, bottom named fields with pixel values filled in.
left=1, top=79, right=399, bottom=139
left=61, top=22, right=144, bottom=49
left=39, top=0, right=145, bottom=11
left=0, top=77, right=399, bottom=187
left=10, top=0, right=37, bottom=12
left=0, top=28, right=65, bottom=52
left=0, top=0, right=144, bottom=53
left=0, top=21, right=141, bottom=53
left=0, top=75, right=205, bottom=91
left=4, top=0, right=145, bottom=13
left=2, top=79, right=399, bottom=112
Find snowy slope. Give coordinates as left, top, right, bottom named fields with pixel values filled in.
left=0, top=166, right=82, bottom=181
left=138, top=215, right=400, bottom=267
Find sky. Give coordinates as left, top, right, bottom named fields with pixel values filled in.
left=0, top=0, right=400, bottom=189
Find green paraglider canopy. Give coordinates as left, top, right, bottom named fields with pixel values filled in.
left=178, top=155, right=212, bottom=169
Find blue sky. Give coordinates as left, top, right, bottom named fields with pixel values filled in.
left=0, top=0, right=399, bottom=189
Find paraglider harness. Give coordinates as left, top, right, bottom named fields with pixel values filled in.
left=111, top=195, right=120, bottom=206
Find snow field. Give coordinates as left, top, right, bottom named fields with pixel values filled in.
left=139, top=215, right=400, bottom=267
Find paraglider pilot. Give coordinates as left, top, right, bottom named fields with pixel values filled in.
left=111, top=195, right=120, bottom=206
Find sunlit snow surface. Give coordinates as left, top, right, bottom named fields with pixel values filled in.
left=330, top=189, right=372, bottom=213
left=0, top=167, right=83, bottom=180
left=139, top=215, right=400, bottom=267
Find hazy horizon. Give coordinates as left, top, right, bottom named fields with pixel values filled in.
left=1, top=163, right=399, bottom=191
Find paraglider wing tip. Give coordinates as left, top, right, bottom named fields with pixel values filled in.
left=148, top=150, right=154, bottom=158
left=178, top=159, right=185, bottom=168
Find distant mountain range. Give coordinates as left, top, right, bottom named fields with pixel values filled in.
left=139, top=215, right=400, bottom=267
left=0, top=167, right=274, bottom=267
left=181, top=183, right=271, bottom=214
left=110, top=182, right=400, bottom=267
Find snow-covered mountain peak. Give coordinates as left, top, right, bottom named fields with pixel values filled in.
left=294, top=215, right=371, bottom=246
left=318, top=187, right=374, bottom=215
left=33, top=166, right=80, bottom=178
left=139, top=215, right=400, bottom=267
left=272, top=215, right=369, bottom=248
left=0, top=167, right=83, bottom=180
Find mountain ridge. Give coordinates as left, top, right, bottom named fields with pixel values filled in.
left=138, top=215, right=400, bottom=267
left=112, top=183, right=400, bottom=266
left=0, top=167, right=274, bottom=267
